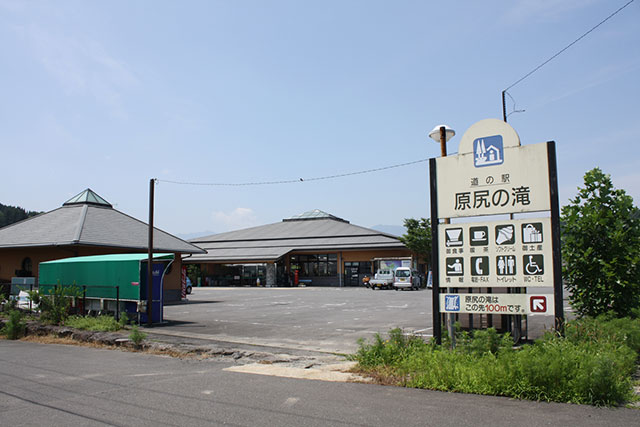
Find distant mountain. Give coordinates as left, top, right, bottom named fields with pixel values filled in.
left=0, top=203, right=42, bottom=228
left=370, top=224, right=406, bottom=237
left=177, top=230, right=216, bottom=241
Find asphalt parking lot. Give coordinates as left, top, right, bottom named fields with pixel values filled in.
left=153, top=287, right=559, bottom=354
left=156, top=287, right=432, bottom=354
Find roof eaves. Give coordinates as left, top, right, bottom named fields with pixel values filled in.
left=192, top=233, right=387, bottom=245
left=0, top=240, right=206, bottom=254
left=75, top=240, right=206, bottom=254
left=0, top=241, right=78, bottom=249
left=94, top=207, right=207, bottom=254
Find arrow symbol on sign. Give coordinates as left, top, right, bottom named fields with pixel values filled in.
left=530, top=296, right=547, bottom=313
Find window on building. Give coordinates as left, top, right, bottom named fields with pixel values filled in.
left=18, top=257, right=33, bottom=277
left=291, top=253, right=337, bottom=277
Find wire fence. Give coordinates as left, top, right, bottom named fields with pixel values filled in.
left=7, top=283, right=124, bottom=321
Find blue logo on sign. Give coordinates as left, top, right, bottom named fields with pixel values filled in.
left=473, top=135, right=504, bottom=168
left=444, top=295, right=460, bottom=312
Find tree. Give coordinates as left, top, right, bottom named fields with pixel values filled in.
left=0, top=203, right=41, bottom=228
left=399, top=218, right=432, bottom=268
left=186, top=264, right=201, bottom=286
left=561, top=168, right=640, bottom=318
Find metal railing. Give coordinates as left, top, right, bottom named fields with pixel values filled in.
left=15, top=284, right=123, bottom=321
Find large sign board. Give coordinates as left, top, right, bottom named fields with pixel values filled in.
left=429, top=119, right=563, bottom=344
left=439, top=218, right=553, bottom=287
left=436, top=143, right=551, bottom=218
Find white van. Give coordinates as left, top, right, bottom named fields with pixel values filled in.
left=393, top=267, right=421, bottom=290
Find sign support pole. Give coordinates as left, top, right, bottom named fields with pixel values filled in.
left=438, top=127, right=457, bottom=347
left=429, top=158, right=442, bottom=345
left=547, top=141, right=565, bottom=334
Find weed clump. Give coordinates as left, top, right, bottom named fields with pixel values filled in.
left=129, top=325, right=147, bottom=347
left=65, top=315, right=123, bottom=332
left=354, top=317, right=640, bottom=406
left=30, top=285, right=81, bottom=325
left=2, top=309, right=26, bottom=340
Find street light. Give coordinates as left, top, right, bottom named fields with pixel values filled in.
left=429, top=125, right=455, bottom=157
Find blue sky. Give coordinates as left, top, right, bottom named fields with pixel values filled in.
left=1, top=0, right=639, bottom=236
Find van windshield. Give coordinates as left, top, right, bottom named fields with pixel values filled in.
left=395, top=269, right=410, bottom=278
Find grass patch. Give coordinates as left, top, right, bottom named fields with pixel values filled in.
left=64, top=315, right=123, bottom=332
left=354, top=316, right=640, bottom=406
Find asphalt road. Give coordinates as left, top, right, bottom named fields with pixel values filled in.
left=2, top=340, right=637, bottom=427
left=154, top=287, right=558, bottom=354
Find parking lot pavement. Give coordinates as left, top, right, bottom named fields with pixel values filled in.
left=154, top=287, right=558, bottom=355
left=154, top=287, right=433, bottom=354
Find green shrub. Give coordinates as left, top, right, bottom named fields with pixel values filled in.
left=118, top=312, right=130, bottom=329
left=65, top=315, right=122, bottom=332
left=1, top=292, right=17, bottom=312
left=36, top=285, right=82, bottom=325
left=26, top=289, right=41, bottom=307
left=355, top=328, right=428, bottom=368
left=506, top=336, right=635, bottom=405
left=2, top=310, right=26, bottom=340
left=563, top=313, right=640, bottom=353
left=129, top=325, right=147, bottom=346
left=456, top=327, right=513, bottom=356
left=354, top=316, right=639, bottom=406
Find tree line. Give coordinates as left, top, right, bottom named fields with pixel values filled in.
left=0, top=203, right=42, bottom=228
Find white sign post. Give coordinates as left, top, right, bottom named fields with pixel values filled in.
left=430, top=119, right=563, bottom=345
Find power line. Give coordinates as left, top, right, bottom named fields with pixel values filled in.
left=157, top=158, right=429, bottom=187
left=504, top=0, right=635, bottom=92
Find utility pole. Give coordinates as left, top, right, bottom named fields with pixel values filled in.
left=502, top=91, right=507, bottom=123
left=147, top=178, right=155, bottom=326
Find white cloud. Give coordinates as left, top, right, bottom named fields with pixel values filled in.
left=212, top=208, right=259, bottom=231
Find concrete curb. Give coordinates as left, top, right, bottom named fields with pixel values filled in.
left=1, top=318, right=343, bottom=367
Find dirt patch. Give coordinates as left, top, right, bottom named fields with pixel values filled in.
left=224, top=360, right=371, bottom=383
left=20, top=335, right=104, bottom=347
left=348, top=365, right=407, bottom=386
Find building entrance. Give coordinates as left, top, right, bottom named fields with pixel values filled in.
left=343, top=261, right=371, bottom=287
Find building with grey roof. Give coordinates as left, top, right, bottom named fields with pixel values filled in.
left=186, top=209, right=413, bottom=287
left=0, top=189, right=204, bottom=301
